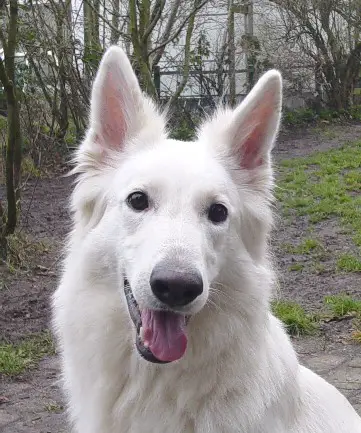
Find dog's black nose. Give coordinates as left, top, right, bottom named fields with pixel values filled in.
left=150, top=264, right=203, bottom=307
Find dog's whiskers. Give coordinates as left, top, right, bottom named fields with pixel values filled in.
left=210, top=283, right=238, bottom=304
left=206, top=297, right=225, bottom=314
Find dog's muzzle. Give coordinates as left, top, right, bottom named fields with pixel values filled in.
left=123, top=277, right=194, bottom=364
left=124, top=279, right=170, bottom=364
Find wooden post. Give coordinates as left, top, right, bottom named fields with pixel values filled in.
left=228, top=0, right=236, bottom=106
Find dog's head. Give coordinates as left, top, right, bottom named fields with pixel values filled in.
left=72, top=47, right=282, bottom=364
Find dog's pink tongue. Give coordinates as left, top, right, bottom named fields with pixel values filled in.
left=141, top=309, right=187, bottom=362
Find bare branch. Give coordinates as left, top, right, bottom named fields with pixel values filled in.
left=150, top=0, right=209, bottom=63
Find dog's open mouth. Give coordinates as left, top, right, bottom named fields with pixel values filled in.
left=124, top=279, right=188, bottom=364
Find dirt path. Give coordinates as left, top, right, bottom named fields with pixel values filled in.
left=275, top=121, right=361, bottom=159
left=1, top=356, right=66, bottom=433
left=1, top=176, right=71, bottom=342
left=1, top=123, right=361, bottom=432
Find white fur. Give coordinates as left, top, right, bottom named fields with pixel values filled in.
left=52, top=46, right=361, bottom=433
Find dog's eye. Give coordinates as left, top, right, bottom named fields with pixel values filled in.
left=127, top=191, right=149, bottom=211
left=208, top=203, right=228, bottom=224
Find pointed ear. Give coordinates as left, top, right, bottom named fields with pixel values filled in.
left=199, top=70, right=282, bottom=170
left=89, top=46, right=144, bottom=149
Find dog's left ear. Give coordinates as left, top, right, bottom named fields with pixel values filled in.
left=199, top=70, right=282, bottom=170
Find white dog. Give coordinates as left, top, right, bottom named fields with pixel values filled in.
left=52, top=46, right=361, bottom=433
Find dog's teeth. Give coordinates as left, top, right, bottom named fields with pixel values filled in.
left=139, top=327, right=150, bottom=348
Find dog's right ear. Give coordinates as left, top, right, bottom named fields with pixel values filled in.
left=84, top=46, right=165, bottom=158
left=89, top=46, right=144, bottom=150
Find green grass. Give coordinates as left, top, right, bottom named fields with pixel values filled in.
left=323, top=295, right=361, bottom=343
left=21, top=156, right=42, bottom=178
left=4, top=232, right=49, bottom=272
left=271, top=300, right=317, bottom=336
left=352, top=317, right=361, bottom=343
left=288, top=263, right=304, bottom=272
left=44, top=402, right=63, bottom=413
left=284, top=238, right=323, bottom=255
left=336, top=253, right=361, bottom=272
left=272, top=296, right=361, bottom=341
left=324, top=294, right=361, bottom=317
left=283, top=238, right=326, bottom=273
left=276, top=141, right=361, bottom=244
left=352, top=331, right=361, bottom=343
left=0, top=332, right=55, bottom=376
left=352, top=323, right=361, bottom=343
left=312, top=262, right=326, bottom=274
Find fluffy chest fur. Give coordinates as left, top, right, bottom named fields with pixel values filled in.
left=55, top=262, right=300, bottom=433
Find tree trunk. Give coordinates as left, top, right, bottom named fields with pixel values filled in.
left=129, top=0, right=158, bottom=99
left=57, top=59, right=69, bottom=141
left=110, top=0, right=120, bottom=44
left=0, top=199, right=7, bottom=260
left=83, top=0, right=93, bottom=85
left=167, top=0, right=200, bottom=107
left=5, top=84, right=19, bottom=234
left=322, top=56, right=361, bottom=111
left=55, top=1, right=69, bottom=142
left=0, top=0, right=22, bottom=255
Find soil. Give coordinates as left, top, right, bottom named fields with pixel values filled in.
left=1, top=123, right=361, bottom=432
left=0, top=175, right=72, bottom=342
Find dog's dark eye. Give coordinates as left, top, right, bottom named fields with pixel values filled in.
left=208, top=203, right=228, bottom=224
left=127, top=191, right=149, bottom=211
